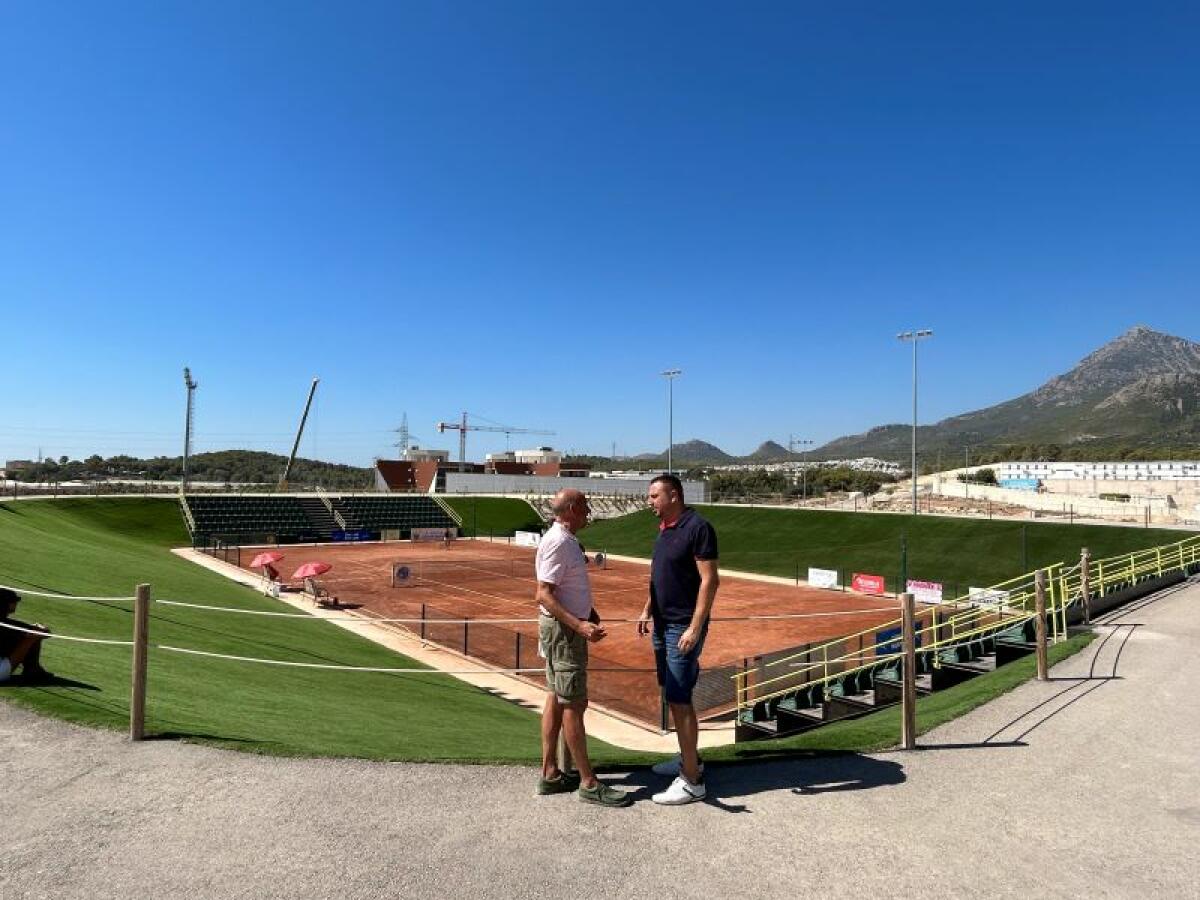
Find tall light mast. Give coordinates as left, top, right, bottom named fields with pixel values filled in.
left=279, top=377, right=319, bottom=491
left=182, top=367, right=197, bottom=493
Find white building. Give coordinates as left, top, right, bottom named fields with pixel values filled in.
left=995, top=461, right=1200, bottom=482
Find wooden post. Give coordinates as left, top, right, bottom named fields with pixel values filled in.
left=901, top=592, right=917, bottom=750
left=1034, top=569, right=1048, bottom=681
left=556, top=728, right=574, bottom=775
left=1080, top=549, right=1089, bottom=628
left=130, top=583, right=150, bottom=741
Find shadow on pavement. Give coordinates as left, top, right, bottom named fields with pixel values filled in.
left=611, top=753, right=906, bottom=812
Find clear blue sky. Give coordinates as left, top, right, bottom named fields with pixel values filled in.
left=2, top=2, right=1197, bottom=465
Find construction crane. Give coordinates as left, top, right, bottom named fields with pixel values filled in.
left=437, top=412, right=555, bottom=471
left=182, top=368, right=197, bottom=493
left=279, top=377, right=319, bottom=491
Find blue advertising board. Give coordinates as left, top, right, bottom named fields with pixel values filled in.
left=875, top=626, right=920, bottom=656
left=332, top=529, right=373, bottom=542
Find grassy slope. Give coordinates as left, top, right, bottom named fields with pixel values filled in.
left=582, top=506, right=1194, bottom=591
left=442, top=496, right=544, bottom=537
left=0, top=498, right=1115, bottom=763
left=0, top=498, right=649, bottom=764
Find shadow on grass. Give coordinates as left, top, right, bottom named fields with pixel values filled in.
left=146, top=731, right=271, bottom=747
left=1, top=675, right=101, bottom=691
left=610, top=753, right=906, bottom=812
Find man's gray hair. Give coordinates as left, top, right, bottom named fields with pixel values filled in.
left=551, top=490, right=582, bottom=517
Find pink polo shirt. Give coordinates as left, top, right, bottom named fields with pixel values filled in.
left=535, top=522, right=593, bottom=620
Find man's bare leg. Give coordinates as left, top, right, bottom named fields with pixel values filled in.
left=7, top=634, right=40, bottom=670
left=560, top=701, right=596, bottom=787
left=541, top=693, right=565, bottom=779
left=670, top=702, right=701, bottom=783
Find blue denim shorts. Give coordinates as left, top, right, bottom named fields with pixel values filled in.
left=652, top=622, right=708, bottom=705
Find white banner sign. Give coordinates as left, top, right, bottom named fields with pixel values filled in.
left=808, top=567, right=839, bottom=589
left=906, top=579, right=944, bottom=605
left=968, top=587, right=1011, bottom=606
left=515, top=530, right=542, bottom=548
left=412, top=527, right=455, bottom=542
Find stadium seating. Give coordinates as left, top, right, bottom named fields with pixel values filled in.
left=182, top=494, right=458, bottom=544
left=338, top=495, right=457, bottom=533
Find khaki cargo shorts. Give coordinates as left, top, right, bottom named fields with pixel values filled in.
left=539, top=614, right=588, bottom=703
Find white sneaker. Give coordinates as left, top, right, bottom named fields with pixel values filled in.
left=652, top=776, right=706, bottom=805
left=650, top=756, right=705, bottom=778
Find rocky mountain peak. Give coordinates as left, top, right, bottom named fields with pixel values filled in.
left=1031, top=326, right=1200, bottom=407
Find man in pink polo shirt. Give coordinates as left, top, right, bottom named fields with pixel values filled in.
left=535, top=488, right=630, bottom=807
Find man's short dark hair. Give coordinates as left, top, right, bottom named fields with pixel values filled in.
left=650, top=474, right=684, bottom=500
left=0, top=587, right=20, bottom=607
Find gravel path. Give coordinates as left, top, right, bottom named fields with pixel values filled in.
left=5, top=580, right=1199, bottom=899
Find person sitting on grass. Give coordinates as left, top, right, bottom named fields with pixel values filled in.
left=0, top=588, right=54, bottom=684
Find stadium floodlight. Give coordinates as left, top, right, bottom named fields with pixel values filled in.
left=897, top=330, right=933, bottom=515
left=661, top=369, right=682, bottom=474
left=789, top=436, right=815, bottom=499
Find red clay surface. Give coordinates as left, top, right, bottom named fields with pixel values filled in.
left=235, top=539, right=906, bottom=726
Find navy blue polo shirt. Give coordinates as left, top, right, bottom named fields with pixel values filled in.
left=650, top=507, right=718, bottom=625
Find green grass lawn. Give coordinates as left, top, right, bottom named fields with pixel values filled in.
left=0, top=498, right=649, bottom=764
left=0, top=497, right=1123, bottom=763
left=442, top=496, right=543, bottom=537
left=582, top=506, right=1194, bottom=593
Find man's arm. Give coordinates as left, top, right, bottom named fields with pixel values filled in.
left=677, top=559, right=718, bottom=653
left=637, top=567, right=654, bottom=636
left=537, top=581, right=605, bottom=642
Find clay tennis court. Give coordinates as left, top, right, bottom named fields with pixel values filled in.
left=237, top=539, right=906, bottom=726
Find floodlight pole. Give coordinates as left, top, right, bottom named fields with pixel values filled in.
left=182, top=368, right=197, bottom=493
left=897, top=330, right=933, bottom=515
left=789, top=436, right=814, bottom=499
left=662, top=369, right=682, bottom=474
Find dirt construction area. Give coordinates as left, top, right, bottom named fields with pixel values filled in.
left=234, top=538, right=903, bottom=727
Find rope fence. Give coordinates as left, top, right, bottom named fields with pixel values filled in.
left=4, top=530, right=1196, bottom=746
left=0, top=582, right=135, bottom=602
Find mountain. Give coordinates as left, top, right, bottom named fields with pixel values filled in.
left=634, top=439, right=736, bottom=464
left=814, top=326, right=1200, bottom=465
left=745, top=440, right=795, bottom=461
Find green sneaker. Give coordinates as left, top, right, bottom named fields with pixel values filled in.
left=577, top=781, right=632, bottom=808
left=537, top=771, right=581, bottom=795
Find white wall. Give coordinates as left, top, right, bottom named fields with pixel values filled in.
left=443, top=472, right=708, bottom=504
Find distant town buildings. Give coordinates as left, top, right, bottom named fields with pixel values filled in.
left=711, top=457, right=905, bottom=477
left=994, top=461, right=1200, bottom=482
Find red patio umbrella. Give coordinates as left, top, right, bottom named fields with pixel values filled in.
left=292, top=561, right=332, bottom=580
left=249, top=551, right=285, bottom=569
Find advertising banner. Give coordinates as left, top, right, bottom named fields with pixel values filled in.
left=969, top=587, right=1011, bottom=606
left=875, top=626, right=903, bottom=655
left=514, top=530, right=542, bottom=548
left=851, top=573, right=887, bottom=596
left=412, top=527, right=455, bottom=542
left=906, top=579, right=944, bottom=605
left=808, top=567, right=839, bottom=589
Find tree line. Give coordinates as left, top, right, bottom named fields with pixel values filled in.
left=704, top=466, right=896, bottom=500
left=8, top=450, right=374, bottom=490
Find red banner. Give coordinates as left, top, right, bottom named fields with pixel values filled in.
left=851, top=573, right=886, bottom=596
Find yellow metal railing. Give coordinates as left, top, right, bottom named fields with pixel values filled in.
left=734, top=533, right=1200, bottom=720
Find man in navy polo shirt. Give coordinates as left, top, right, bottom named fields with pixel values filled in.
left=637, top=474, right=719, bottom=805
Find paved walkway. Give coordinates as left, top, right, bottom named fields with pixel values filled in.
left=4, top=580, right=1198, bottom=899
